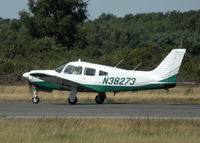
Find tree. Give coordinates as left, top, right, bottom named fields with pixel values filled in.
left=19, top=0, right=88, bottom=47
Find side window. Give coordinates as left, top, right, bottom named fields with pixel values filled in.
left=84, top=68, right=96, bottom=76
left=99, top=71, right=108, bottom=76
left=64, top=65, right=82, bottom=75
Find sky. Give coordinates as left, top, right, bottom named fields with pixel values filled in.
left=0, top=0, right=199, bottom=19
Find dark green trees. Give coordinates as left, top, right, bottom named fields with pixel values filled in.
left=0, top=9, right=200, bottom=81
left=19, top=0, right=88, bottom=47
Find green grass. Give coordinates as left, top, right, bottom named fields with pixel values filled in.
left=0, top=119, right=200, bottom=143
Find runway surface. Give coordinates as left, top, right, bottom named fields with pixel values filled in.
left=0, top=102, right=200, bottom=119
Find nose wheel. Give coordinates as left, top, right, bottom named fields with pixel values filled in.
left=32, top=91, right=40, bottom=104
left=32, top=96, right=40, bottom=104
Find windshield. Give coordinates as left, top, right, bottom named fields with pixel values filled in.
left=55, top=64, right=66, bottom=73
left=64, top=65, right=82, bottom=75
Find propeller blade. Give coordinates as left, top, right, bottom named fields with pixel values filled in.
left=28, top=81, right=34, bottom=96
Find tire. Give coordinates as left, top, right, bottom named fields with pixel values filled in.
left=95, top=95, right=104, bottom=104
left=68, top=97, right=78, bottom=105
left=32, top=96, right=40, bottom=104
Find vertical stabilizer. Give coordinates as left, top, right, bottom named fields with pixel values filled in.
left=151, top=49, right=186, bottom=81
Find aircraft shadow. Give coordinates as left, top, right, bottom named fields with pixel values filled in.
left=51, top=102, right=135, bottom=106
left=51, top=102, right=200, bottom=106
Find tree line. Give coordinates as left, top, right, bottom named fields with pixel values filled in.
left=0, top=0, right=199, bottom=81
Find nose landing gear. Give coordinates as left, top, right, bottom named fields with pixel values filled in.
left=32, top=91, right=40, bottom=104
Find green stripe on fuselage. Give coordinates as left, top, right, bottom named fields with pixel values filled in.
left=32, top=82, right=62, bottom=90
left=81, top=84, right=165, bottom=92
left=81, top=74, right=178, bottom=92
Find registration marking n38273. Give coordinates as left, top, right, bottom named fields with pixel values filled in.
left=102, top=77, right=136, bottom=86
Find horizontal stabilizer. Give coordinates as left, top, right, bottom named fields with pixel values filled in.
left=149, top=81, right=196, bottom=85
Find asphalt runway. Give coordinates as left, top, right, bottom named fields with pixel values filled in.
left=0, top=103, right=200, bottom=119
left=0, top=102, right=200, bottom=119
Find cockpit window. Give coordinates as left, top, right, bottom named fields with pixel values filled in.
left=64, top=65, right=82, bottom=75
left=84, top=68, right=96, bottom=76
left=55, top=64, right=66, bottom=73
left=99, top=71, right=108, bottom=76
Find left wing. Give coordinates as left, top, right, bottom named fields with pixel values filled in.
left=30, top=73, right=94, bottom=92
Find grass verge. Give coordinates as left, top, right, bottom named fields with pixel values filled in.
left=0, top=85, right=199, bottom=103
left=0, top=119, right=200, bottom=143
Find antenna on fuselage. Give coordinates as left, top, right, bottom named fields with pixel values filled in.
left=133, top=62, right=142, bottom=70
left=114, top=59, right=124, bottom=68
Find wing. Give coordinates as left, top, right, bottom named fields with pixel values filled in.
left=30, top=73, right=93, bottom=92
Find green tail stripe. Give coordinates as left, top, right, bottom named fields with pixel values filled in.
left=160, top=74, right=178, bottom=82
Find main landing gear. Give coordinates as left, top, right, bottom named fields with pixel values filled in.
left=67, top=86, right=106, bottom=105
left=68, top=86, right=78, bottom=105
left=68, top=97, right=78, bottom=104
left=32, top=90, right=40, bottom=104
left=95, top=92, right=106, bottom=104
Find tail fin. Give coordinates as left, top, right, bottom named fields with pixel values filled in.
left=151, top=49, right=186, bottom=82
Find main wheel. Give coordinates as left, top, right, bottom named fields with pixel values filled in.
left=68, top=97, right=78, bottom=105
left=32, top=96, right=40, bottom=104
left=95, top=95, right=105, bottom=104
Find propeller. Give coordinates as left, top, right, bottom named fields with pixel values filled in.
left=28, top=80, right=34, bottom=96
left=23, top=72, right=34, bottom=96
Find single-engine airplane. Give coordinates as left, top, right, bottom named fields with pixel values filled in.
left=23, top=49, right=187, bottom=104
